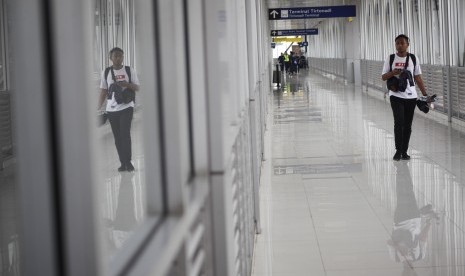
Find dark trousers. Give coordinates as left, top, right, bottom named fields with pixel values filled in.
left=390, top=96, right=417, bottom=153
left=108, top=107, right=133, bottom=165
left=394, top=163, right=420, bottom=224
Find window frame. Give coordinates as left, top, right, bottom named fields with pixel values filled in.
left=0, top=0, right=8, bottom=91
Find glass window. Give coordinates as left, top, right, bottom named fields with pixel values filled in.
left=93, top=0, right=162, bottom=262
left=0, top=1, right=20, bottom=275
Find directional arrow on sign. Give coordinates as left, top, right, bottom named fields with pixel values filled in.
left=270, top=10, right=279, bottom=18
left=271, top=30, right=277, bottom=36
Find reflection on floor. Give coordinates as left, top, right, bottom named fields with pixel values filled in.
left=98, top=110, right=147, bottom=259
left=252, top=71, right=465, bottom=276
left=0, top=167, right=20, bottom=276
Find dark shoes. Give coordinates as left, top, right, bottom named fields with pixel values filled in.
left=393, top=151, right=402, bottom=161
left=419, top=204, right=433, bottom=215
left=393, top=151, right=410, bottom=161
left=126, top=162, right=135, bottom=172
left=118, top=162, right=135, bottom=172
left=401, top=152, right=410, bottom=160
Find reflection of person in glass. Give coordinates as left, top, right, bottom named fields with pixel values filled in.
left=106, top=172, right=137, bottom=252
left=387, top=162, right=438, bottom=271
left=98, top=47, right=140, bottom=172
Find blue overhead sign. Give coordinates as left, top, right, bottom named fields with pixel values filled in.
left=270, top=29, right=318, bottom=36
left=268, top=5, right=356, bottom=20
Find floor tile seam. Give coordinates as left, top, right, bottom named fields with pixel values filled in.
left=408, top=264, right=465, bottom=268
left=258, top=197, right=273, bottom=273
left=303, top=184, right=330, bottom=276
left=448, top=216, right=465, bottom=234
left=318, top=248, right=397, bottom=255
left=256, top=107, right=275, bottom=276
left=349, top=175, right=393, bottom=238
left=323, top=267, right=408, bottom=272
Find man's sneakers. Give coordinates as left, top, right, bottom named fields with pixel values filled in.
left=118, top=162, right=135, bottom=172
left=393, top=151, right=410, bottom=161
left=126, top=162, right=135, bottom=172
left=401, top=152, right=410, bottom=160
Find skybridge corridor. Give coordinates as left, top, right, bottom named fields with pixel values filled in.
left=1, top=0, right=465, bottom=275
left=252, top=70, right=465, bottom=276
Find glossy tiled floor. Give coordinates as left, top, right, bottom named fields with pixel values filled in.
left=97, top=110, right=147, bottom=259
left=252, top=70, right=465, bottom=276
left=0, top=166, right=20, bottom=275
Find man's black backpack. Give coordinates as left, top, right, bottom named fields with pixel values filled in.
left=386, top=53, right=416, bottom=92
left=104, top=66, right=135, bottom=104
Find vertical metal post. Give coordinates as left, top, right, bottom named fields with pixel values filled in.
left=443, top=0, right=452, bottom=122
left=365, top=60, right=369, bottom=91
left=49, top=0, right=103, bottom=275
left=305, top=35, right=308, bottom=53
left=245, top=0, right=261, bottom=236
left=11, top=0, right=60, bottom=274
left=275, top=63, right=280, bottom=87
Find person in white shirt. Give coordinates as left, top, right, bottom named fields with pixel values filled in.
left=381, top=34, right=428, bottom=161
left=98, top=47, right=140, bottom=172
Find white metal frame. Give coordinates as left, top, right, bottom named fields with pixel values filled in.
left=10, top=0, right=66, bottom=274
left=0, top=0, right=7, bottom=91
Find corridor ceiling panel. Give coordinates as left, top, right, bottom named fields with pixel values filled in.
left=266, top=0, right=346, bottom=30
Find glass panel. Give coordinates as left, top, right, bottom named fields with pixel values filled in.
left=93, top=0, right=161, bottom=261
left=0, top=163, right=20, bottom=276
left=0, top=1, right=20, bottom=275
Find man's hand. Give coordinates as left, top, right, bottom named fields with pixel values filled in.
left=392, top=69, right=402, bottom=76
left=116, top=81, right=130, bottom=88
left=419, top=94, right=437, bottom=103
left=427, top=94, right=437, bottom=103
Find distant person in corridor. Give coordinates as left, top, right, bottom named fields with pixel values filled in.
left=381, top=34, right=428, bottom=161
left=278, top=52, right=285, bottom=72
left=284, top=51, right=290, bottom=73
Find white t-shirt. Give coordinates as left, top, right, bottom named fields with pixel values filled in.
left=387, top=218, right=427, bottom=262
left=100, top=66, right=140, bottom=112
left=382, top=54, right=422, bottom=99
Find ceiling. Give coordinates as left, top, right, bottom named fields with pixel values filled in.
left=265, top=0, right=347, bottom=30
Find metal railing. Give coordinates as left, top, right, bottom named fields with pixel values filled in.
left=311, top=57, right=465, bottom=122
left=362, top=59, right=465, bottom=121
left=307, top=57, right=346, bottom=78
